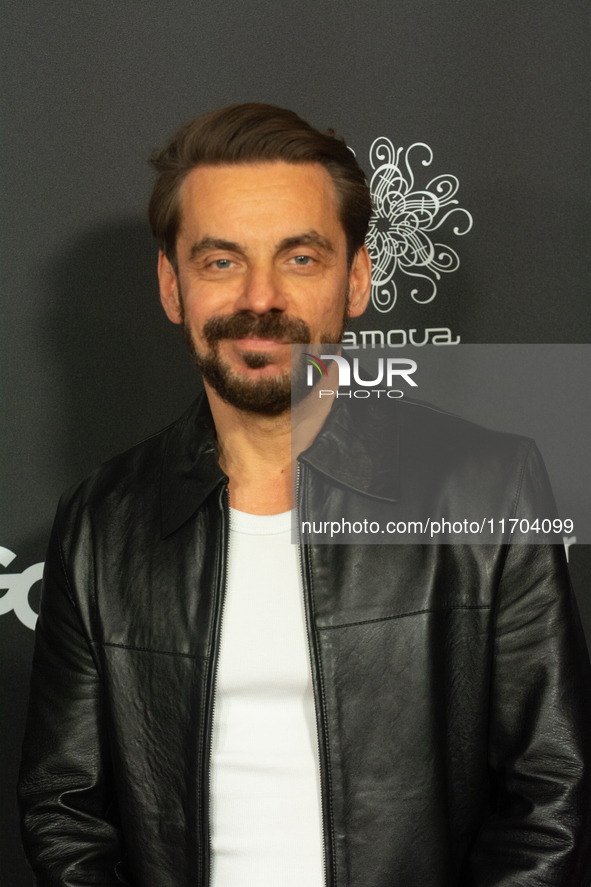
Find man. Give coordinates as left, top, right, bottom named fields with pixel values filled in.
left=19, top=104, right=591, bottom=886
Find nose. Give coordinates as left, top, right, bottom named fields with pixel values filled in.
left=234, top=264, right=287, bottom=315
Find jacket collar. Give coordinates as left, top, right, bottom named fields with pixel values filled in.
left=161, top=393, right=227, bottom=537
left=300, top=396, right=400, bottom=503
left=160, top=391, right=400, bottom=537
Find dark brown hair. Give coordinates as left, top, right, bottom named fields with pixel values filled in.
left=148, top=103, right=372, bottom=269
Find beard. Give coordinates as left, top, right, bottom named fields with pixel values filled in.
left=181, top=296, right=349, bottom=416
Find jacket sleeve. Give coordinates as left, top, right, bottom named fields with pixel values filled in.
left=18, top=506, right=133, bottom=886
left=466, top=446, right=591, bottom=885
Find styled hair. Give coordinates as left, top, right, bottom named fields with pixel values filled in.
left=148, top=103, right=372, bottom=269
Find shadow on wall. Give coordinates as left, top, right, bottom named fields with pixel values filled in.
left=3, top=223, right=203, bottom=886
left=42, top=218, right=203, bottom=486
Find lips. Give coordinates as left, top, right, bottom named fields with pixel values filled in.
left=232, top=336, right=287, bottom=348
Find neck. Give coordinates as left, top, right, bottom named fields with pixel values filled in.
left=204, top=371, right=336, bottom=515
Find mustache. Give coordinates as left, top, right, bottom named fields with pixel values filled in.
left=202, top=311, right=311, bottom=346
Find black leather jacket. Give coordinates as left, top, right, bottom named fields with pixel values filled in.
left=19, top=394, right=591, bottom=886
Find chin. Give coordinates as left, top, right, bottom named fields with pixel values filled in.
left=182, top=321, right=312, bottom=414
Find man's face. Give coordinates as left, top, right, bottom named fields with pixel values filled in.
left=158, top=161, right=370, bottom=414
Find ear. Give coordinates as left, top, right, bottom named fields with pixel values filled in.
left=158, top=252, right=183, bottom=324
left=346, top=245, right=372, bottom=319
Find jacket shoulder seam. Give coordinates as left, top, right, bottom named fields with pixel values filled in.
left=509, top=438, right=535, bottom=523
left=55, top=517, right=76, bottom=608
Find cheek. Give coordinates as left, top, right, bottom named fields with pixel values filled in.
left=178, top=299, right=207, bottom=342
left=184, top=279, right=243, bottom=319
left=316, top=286, right=349, bottom=322
left=179, top=287, right=216, bottom=327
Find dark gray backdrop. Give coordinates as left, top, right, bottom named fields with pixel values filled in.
left=2, top=2, right=590, bottom=882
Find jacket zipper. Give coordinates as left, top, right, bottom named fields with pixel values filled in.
left=204, top=483, right=231, bottom=887
left=296, top=461, right=332, bottom=887
left=204, top=475, right=332, bottom=887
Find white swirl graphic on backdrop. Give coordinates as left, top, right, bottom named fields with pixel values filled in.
left=366, top=138, right=473, bottom=312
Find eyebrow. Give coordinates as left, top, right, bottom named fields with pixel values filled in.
left=189, top=237, right=245, bottom=262
left=188, top=230, right=336, bottom=262
left=275, top=230, right=336, bottom=255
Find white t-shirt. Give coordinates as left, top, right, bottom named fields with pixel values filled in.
left=210, top=508, right=324, bottom=887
